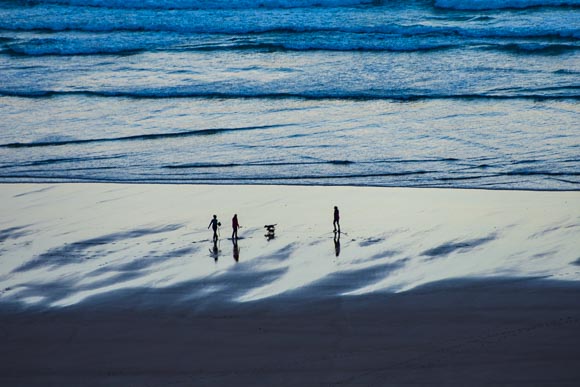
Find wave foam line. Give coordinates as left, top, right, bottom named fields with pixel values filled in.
left=0, top=173, right=578, bottom=190
left=5, top=41, right=579, bottom=57
left=0, top=170, right=437, bottom=182
left=506, top=170, right=580, bottom=176
left=1, top=19, right=578, bottom=40
left=2, top=41, right=460, bottom=57
left=164, top=158, right=463, bottom=169
left=165, top=160, right=354, bottom=169
left=22, top=0, right=374, bottom=10
left=1, top=90, right=579, bottom=101
left=16, top=0, right=580, bottom=10
left=0, top=155, right=126, bottom=168
left=435, top=0, right=580, bottom=10
left=0, top=124, right=291, bottom=149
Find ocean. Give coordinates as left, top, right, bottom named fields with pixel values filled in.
left=0, top=0, right=578, bottom=190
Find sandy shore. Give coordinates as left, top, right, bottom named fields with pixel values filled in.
left=1, top=184, right=579, bottom=385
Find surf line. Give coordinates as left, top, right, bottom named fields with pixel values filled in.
left=0, top=123, right=296, bottom=149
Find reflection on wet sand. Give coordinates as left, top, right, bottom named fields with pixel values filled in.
left=333, top=231, right=341, bottom=257
left=0, top=184, right=579, bottom=309
left=210, top=239, right=220, bottom=262
left=233, top=239, right=240, bottom=262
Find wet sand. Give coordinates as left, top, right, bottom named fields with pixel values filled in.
left=1, top=184, right=579, bottom=385
left=1, top=280, right=580, bottom=386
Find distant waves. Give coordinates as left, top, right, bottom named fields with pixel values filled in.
left=0, top=0, right=578, bottom=190
left=0, top=96, right=578, bottom=190
left=16, top=0, right=580, bottom=10
left=1, top=90, right=579, bottom=100
left=2, top=34, right=579, bottom=57
left=0, top=124, right=292, bottom=148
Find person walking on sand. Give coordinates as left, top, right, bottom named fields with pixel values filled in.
left=333, top=206, right=340, bottom=233
left=232, top=214, right=241, bottom=240
left=208, top=214, right=220, bottom=242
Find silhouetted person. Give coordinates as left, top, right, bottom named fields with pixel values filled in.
left=232, top=238, right=240, bottom=262
left=232, top=214, right=240, bottom=240
left=333, top=206, right=340, bottom=233
left=208, top=214, right=220, bottom=242
left=334, top=232, right=341, bottom=257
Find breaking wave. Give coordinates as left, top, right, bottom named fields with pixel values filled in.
left=14, top=0, right=580, bottom=10
left=1, top=89, right=577, bottom=100
left=435, top=0, right=580, bottom=10
left=4, top=32, right=578, bottom=56
left=15, top=0, right=376, bottom=10
left=0, top=124, right=291, bottom=148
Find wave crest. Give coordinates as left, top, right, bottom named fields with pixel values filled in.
left=19, top=0, right=375, bottom=10
left=1, top=89, right=578, bottom=100
left=5, top=37, right=578, bottom=56
left=0, top=124, right=291, bottom=148
left=435, top=0, right=580, bottom=10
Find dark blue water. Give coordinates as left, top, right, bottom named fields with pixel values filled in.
left=0, top=0, right=578, bottom=189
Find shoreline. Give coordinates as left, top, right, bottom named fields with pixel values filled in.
left=1, top=180, right=579, bottom=193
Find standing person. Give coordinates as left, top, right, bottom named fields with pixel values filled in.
left=232, top=214, right=240, bottom=240
left=208, top=214, right=220, bottom=242
left=333, top=206, right=341, bottom=233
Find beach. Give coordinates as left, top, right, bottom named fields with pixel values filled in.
left=1, top=183, right=579, bottom=385
left=1, top=0, right=579, bottom=385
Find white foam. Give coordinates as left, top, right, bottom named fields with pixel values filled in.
left=32, top=0, right=372, bottom=10
left=436, top=0, right=580, bottom=10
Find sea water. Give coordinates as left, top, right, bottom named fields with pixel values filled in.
left=0, top=0, right=578, bottom=189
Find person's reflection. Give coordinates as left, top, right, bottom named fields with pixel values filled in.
left=333, top=231, right=341, bottom=257
left=210, top=239, right=220, bottom=262
left=232, top=238, right=240, bottom=262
